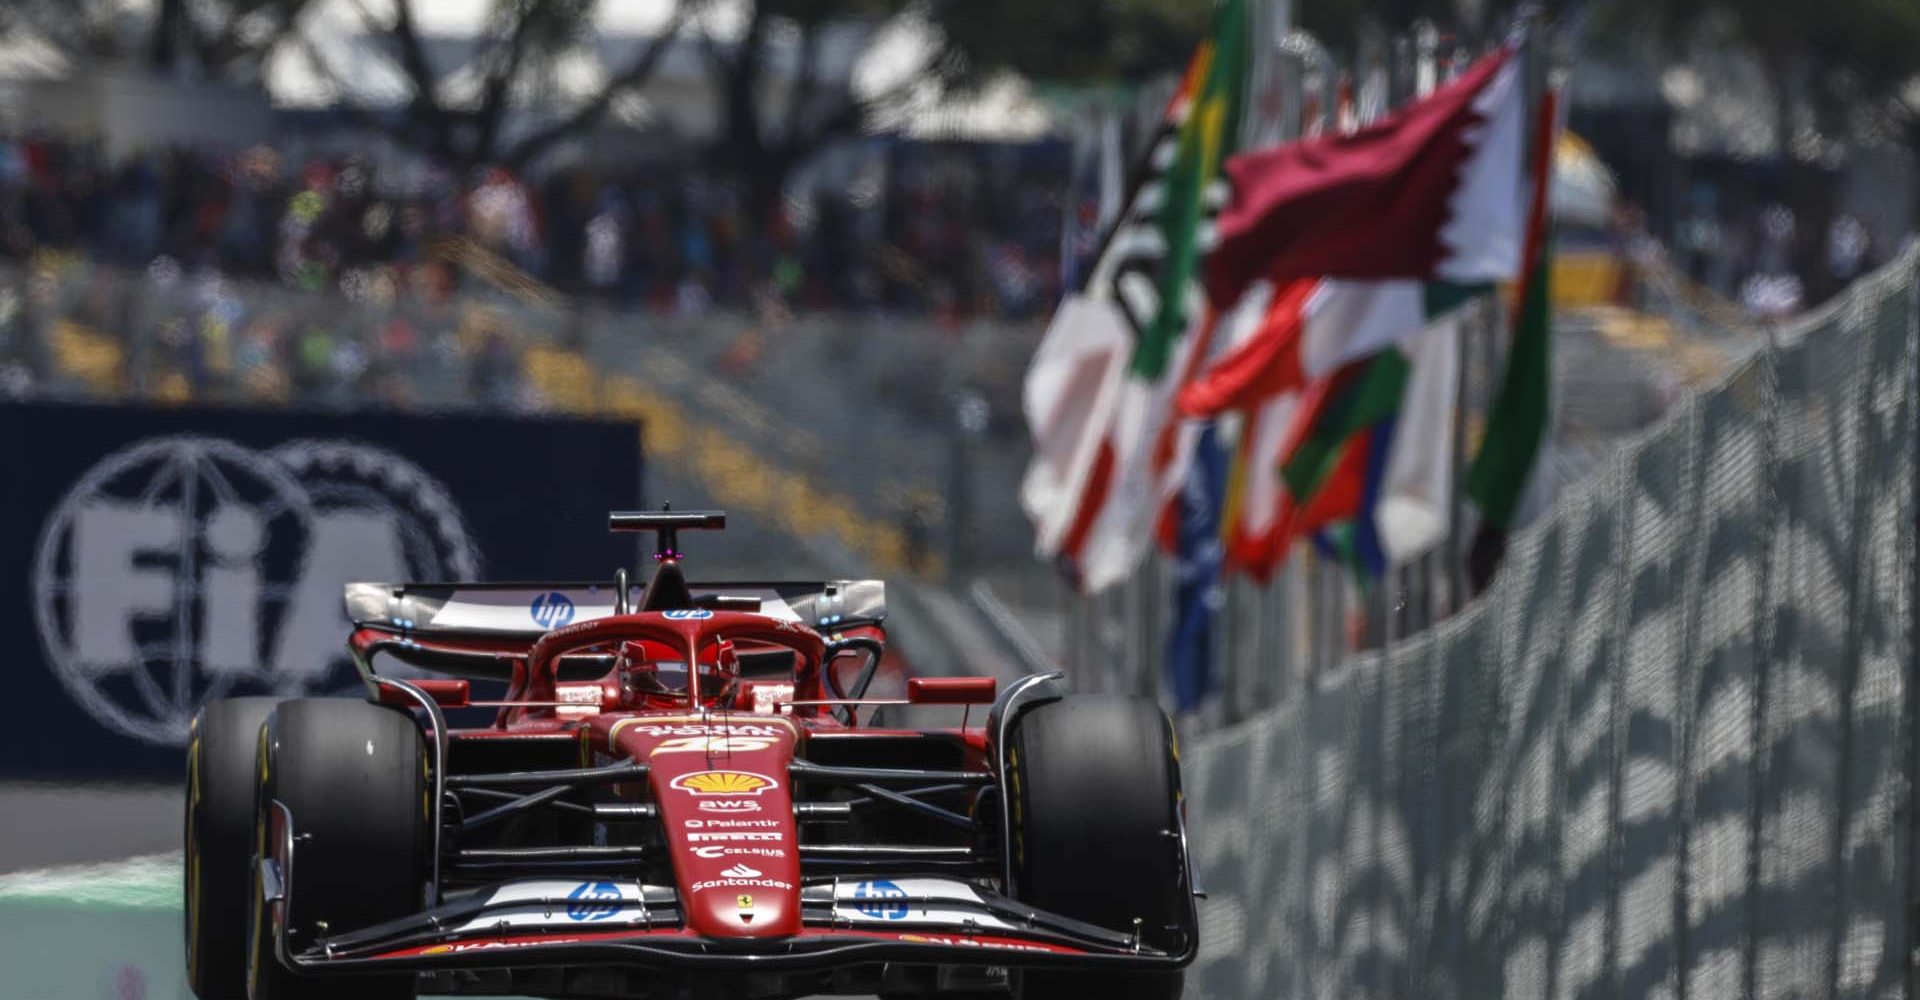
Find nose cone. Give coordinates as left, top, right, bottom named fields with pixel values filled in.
left=682, top=847, right=795, bottom=937
left=618, top=717, right=803, bottom=938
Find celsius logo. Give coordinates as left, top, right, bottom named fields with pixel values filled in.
left=31, top=437, right=479, bottom=746
left=530, top=591, right=576, bottom=628
left=566, top=881, right=623, bottom=921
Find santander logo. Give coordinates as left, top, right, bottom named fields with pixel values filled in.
left=719, top=864, right=763, bottom=878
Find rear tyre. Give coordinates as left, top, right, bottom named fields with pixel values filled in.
left=248, top=699, right=428, bottom=1000
left=1005, top=695, right=1187, bottom=1000
left=185, top=697, right=279, bottom=1000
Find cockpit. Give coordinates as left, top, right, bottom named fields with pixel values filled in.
left=343, top=508, right=891, bottom=723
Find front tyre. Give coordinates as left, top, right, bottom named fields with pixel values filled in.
left=185, top=697, right=279, bottom=1000
left=248, top=699, right=428, bottom=1000
left=1006, top=695, right=1188, bottom=1000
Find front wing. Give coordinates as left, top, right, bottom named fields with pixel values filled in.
left=259, top=862, right=1193, bottom=976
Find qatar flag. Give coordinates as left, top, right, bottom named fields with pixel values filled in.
left=1204, top=43, right=1527, bottom=308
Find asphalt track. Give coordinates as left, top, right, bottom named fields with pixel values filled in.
left=0, top=703, right=978, bottom=999
left=0, top=837, right=911, bottom=1000
left=0, top=782, right=182, bottom=873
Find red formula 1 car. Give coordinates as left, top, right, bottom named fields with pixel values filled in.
left=184, top=510, right=1197, bottom=1000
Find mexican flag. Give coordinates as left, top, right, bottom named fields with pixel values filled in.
left=1466, top=85, right=1562, bottom=583
left=1019, top=0, right=1247, bottom=592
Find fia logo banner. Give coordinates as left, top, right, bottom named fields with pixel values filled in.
left=31, top=437, right=479, bottom=745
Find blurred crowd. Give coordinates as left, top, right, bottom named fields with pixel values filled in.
left=1669, top=185, right=1890, bottom=319
left=0, top=133, right=1071, bottom=324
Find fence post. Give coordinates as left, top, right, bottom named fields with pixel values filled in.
left=1742, top=314, right=1784, bottom=1000
left=1904, top=260, right=1920, bottom=1000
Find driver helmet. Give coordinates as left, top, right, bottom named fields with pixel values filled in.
left=618, top=638, right=741, bottom=703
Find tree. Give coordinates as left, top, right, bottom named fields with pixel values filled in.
left=0, top=0, right=311, bottom=80
left=1594, top=0, right=1920, bottom=272
left=692, top=0, right=1210, bottom=217
left=148, top=0, right=312, bottom=78
left=0, top=0, right=694, bottom=171
left=1279, top=0, right=1920, bottom=253
left=292, top=0, right=692, bottom=170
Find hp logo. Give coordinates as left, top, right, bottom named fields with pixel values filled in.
left=565, top=881, right=623, bottom=921
left=530, top=591, right=576, bottom=628
left=852, top=880, right=909, bottom=920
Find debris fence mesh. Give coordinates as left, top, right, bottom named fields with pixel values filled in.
left=1182, top=248, right=1920, bottom=1000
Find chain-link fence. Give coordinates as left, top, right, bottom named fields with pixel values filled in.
left=1181, top=247, right=1919, bottom=1000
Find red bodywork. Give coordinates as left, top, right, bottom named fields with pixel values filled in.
left=345, top=609, right=994, bottom=949
left=253, top=567, right=1191, bottom=997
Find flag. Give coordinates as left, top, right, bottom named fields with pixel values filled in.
left=1060, top=108, right=1125, bottom=290
left=1019, top=0, right=1248, bottom=592
left=1166, top=423, right=1227, bottom=711
left=1276, top=351, right=1409, bottom=533
left=1204, top=43, right=1527, bottom=308
left=1466, top=85, right=1562, bottom=589
left=1192, top=283, right=1478, bottom=582
left=1375, top=302, right=1464, bottom=563
left=1178, top=42, right=1534, bottom=585
left=1177, top=278, right=1426, bottom=417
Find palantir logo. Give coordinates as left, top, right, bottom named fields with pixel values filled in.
left=566, top=881, right=623, bottom=921
left=31, top=437, right=479, bottom=746
left=530, top=591, right=576, bottom=629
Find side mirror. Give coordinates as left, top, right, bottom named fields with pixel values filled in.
left=907, top=677, right=997, bottom=705
left=823, top=637, right=887, bottom=701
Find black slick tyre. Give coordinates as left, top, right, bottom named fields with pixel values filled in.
left=1005, top=695, right=1188, bottom=1000
left=248, top=698, right=428, bottom=1000
left=185, top=697, right=279, bottom=1000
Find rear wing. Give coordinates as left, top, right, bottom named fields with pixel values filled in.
left=343, top=579, right=885, bottom=638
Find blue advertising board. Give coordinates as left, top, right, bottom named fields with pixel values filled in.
left=0, top=400, right=643, bottom=779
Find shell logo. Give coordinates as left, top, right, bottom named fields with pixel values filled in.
left=423, top=944, right=454, bottom=955
left=670, top=770, right=777, bottom=796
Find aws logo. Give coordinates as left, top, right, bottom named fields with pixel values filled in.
left=670, top=770, right=777, bottom=796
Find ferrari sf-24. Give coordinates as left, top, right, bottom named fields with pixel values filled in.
left=184, top=510, right=1199, bottom=1000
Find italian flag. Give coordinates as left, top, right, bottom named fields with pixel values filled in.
left=1019, top=0, right=1247, bottom=592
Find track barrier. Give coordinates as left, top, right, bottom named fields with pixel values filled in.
left=1183, top=249, right=1920, bottom=1000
